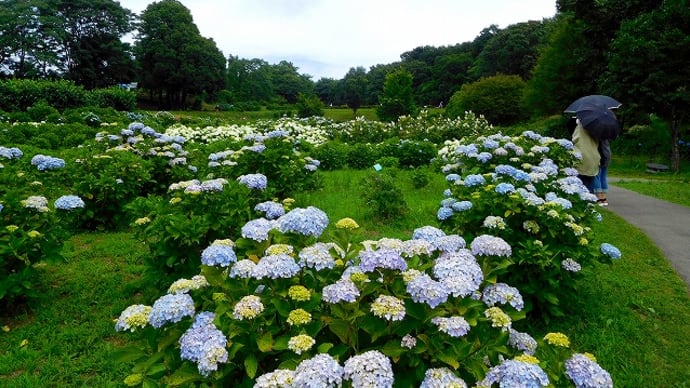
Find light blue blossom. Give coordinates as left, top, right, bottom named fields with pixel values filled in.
left=455, top=144, right=478, bottom=156
left=508, top=328, right=538, bottom=355
left=562, top=258, right=582, bottom=272
left=440, top=197, right=456, bottom=208
left=557, top=138, right=575, bottom=150
left=443, top=188, right=452, bottom=197
left=563, top=167, right=580, bottom=176
left=200, top=178, right=226, bottom=192
left=298, top=242, right=337, bottom=270
left=476, top=152, right=492, bottom=163
left=495, top=164, right=518, bottom=177
left=451, top=200, right=473, bottom=212
left=412, top=225, right=446, bottom=241
left=445, top=173, right=461, bottom=182
left=293, top=353, right=344, bottom=388
left=432, top=234, right=466, bottom=253
left=31, top=154, right=65, bottom=171
left=479, top=359, right=549, bottom=388
left=471, top=234, right=512, bottom=257
left=358, top=248, right=407, bottom=272
left=565, top=353, right=613, bottom=388
left=277, top=206, right=329, bottom=237
left=241, top=218, right=276, bottom=242
left=237, top=173, right=267, bottom=190
left=434, top=250, right=483, bottom=297
left=437, top=207, right=454, bottom=221
left=251, top=254, right=301, bottom=279
left=482, top=283, right=524, bottom=311
left=600, top=243, right=622, bottom=259
left=0, top=146, right=23, bottom=159
left=148, top=293, right=195, bottom=328
left=128, top=122, right=145, bottom=131
left=141, top=126, right=157, bottom=136
left=179, top=312, right=228, bottom=377
left=406, top=273, right=449, bottom=308
left=255, top=201, right=286, bottom=220
left=431, top=316, right=470, bottom=337
left=201, top=244, right=237, bottom=267
left=229, top=259, right=256, bottom=279
left=54, top=195, right=85, bottom=210
left=483, top=139, right=499, bottom=149
left=322, top=278, right=360, bottom=303
left=343, top=350, right=394, bottom=388
left=495, top=182, right=516, bottom=195
left=463, top=174, right=486, bottom=187
left=420, top=367, right=467, bottom=388
left=244, top=143, right=266, bottom=153
left=522, top=130, right=543, bottom=141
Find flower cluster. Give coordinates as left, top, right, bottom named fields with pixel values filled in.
left=179, top=312, right=228, bottom=376
left=31, top=154, right=65, bottom=171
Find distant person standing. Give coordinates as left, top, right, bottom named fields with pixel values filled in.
left=593, top=139, right=611, bottom=206
left=572, top=118, right=599, bottom=192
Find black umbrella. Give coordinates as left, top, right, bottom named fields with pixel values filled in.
left=575, top=104, right=620, bottom=140
left=564, top=95, right=622, bottom=114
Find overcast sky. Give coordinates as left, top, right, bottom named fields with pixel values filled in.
left=117, top=0, right=557, bottom=80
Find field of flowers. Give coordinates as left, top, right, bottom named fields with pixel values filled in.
left=1, top=110, right=618, bottom=387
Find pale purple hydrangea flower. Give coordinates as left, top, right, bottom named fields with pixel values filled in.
left=251, top=254, right=301, bottom=279
left=201, top=244, right=237, bottom=267
left=179, top=312, right=228, bottom=377
left=298, top=242, right=336, bottom=270
left=412, top=225, right=446, bottom=241
left=476, top=152, right=492, bottom=163
left=445, top=173, right=461, bottom=182
left=322, top=278, right=360, bottom=303
left=254, top=201, right=286, bottom=219
left=565, top=353, right=613, bottom=388
left=471, top=235, right=512, bottom=257
left=148, top=293, right=195, bottom=328
left=400, top=334, right=417, bottom=349
left=358, top=248, right=407, bottom=273
left=277, top=206, right=329, bottom=237
left=561, top=258, right=582, bottom=272
left=237, top=173, right=268, bottom=190
left=431, top=316, right=470, bottom=337
left=479, top=359, right=549, bottom=388
left=522, top=130, right=543, bottom=141
left=421, top=367, right=467, bottom=388
left=482, top=283, right=524, bottom=311
left=199, top=178, right=226, bottom=192
left=293, top=353, right=343, bottom=388
left=229, top=259, right=256, bottom=279
left=241, top=218, right=276, bottom=242
left=406, top=273, right=449, bottom=308
left=343, top=350, right=394, bottom=388
left=508, top=328, right=538, bottom=355
left=434, top=250, right=483, bottom=297
left=54, top=195, right=85, bottom=210
left=432, top=234, right=466, bottom=253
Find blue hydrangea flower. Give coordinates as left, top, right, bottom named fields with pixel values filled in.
left=431, top=316, right=470, bottom=337
left=512, top=169, right=532, bottom=182
left=600, top=243, right=622, bottom=259
left=293, top=353, right=344, bottom=387
left=495, top=164, right=518, bottom=177
left=31, top=154, right=65, bottom=171
left=322, top=278, right=360, bottom=303
left=495, top=182, right=516, bottom=195
left=483, top=139, right=499, bottom=149
left=421, top=367, right=467, bottom=388
left=254, top=369, right=295, bottom=388
left=298, top=242, right=336, bottom=270
left=0, top=146, right=23, bottom=159
left=251, top=254, right=301, bottom=279
left=482, top=283, right=524, bottom=311
left=141, top=126, right=157, bottom=136
left=455, top=143, right=478, bottom=156
left=54, top=195, right=85, bottom=210
left=343, top=350, right=394, bottom=388
left=179, top=312, right=228, bottom=377
left=237, top=173, right=268, bottom=190
left=508, top=328, right=538, bottom=355
left=479, top=359, right=549, bottom=388
left=565, top=353, right=613, bottom=388
left=476, top=152, right=492, bottom=163
left=255, top=201, right=286, bottom=220
left=201, top=244, right=237, bottom=267
left=437, top=206, right=454, bottom=221
left=432, top=234, right=466, bottom=253
left=200, top=178, right=226, bottom=192
left=241, top=218, right=276, bottom=242
left=443, top=188, right=452, bottom=197
left=406, top=273, right=449, bottom=308
left=277, top=206, right=329, bottom=237
left=522, top=130, right=543, bottom=141
left=451, top=200, right=473, bottom=212
left=557, top=138, right=575, bottom=150
left=434, top=250, right=483, bottom=297
left=229, top=259, right=256, bottom=279
left=463, top=174, right=486, bottom=187
left=358, top=248, right=407, bottom=273
left=561, top=258, right=582, bottom=272
left=148, top=293, right=195, bottom=328
left=471, top=235, right=512, bottom=257
left=412, top=225, right=446, bottom=241
left=445, top=173, right=461, bottom=182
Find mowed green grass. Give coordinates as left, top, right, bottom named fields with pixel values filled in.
left=1, top=168, right=690, bottom=386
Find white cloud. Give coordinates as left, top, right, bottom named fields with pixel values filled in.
left=118, top=0, right=556, bottom=79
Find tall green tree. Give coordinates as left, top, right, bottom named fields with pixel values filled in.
left=314, top=77, right=343, bottom=106
left=226, top=56, right=273, bottom=102
left=269, top=60, right=313, bottom=104
left=342, top=66, right=368, bottom=117
left=376, top=69, right=417, bottom=122
left=603, top=0, right=690, bottom=171
left=135, top=0, right=225, bottom=108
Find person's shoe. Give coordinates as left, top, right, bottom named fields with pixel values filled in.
left=598, top=198, right=608, bottom=207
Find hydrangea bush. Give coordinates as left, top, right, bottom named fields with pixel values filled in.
left=436, top=131, right=622, bottom=318
left=115, top=214, right=612, bottom=387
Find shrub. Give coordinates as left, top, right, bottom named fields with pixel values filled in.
left=114, top=215, right=613, bottom=387
left=445, top=75, right=527, bottom=126
left=312, top=142, right=348, bottom=170
left=359, top=172, right=408, bottom=221
left=411, top=168, right=430, bottom=189
left=26, top=101, right=59, bottom=122
left=0, top=79, right=88, bottom=111
left=394, top=139, right=438, bottom=168
left=376, top=69, right=417, bottom=122
left=296, top=93, right=325, bottom=118
left=346, top=143, right=380, bottom=169
left=88, top=87, right=137, bottom=111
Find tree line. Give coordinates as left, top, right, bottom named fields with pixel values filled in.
left=1, top=0, right=688, bottom=167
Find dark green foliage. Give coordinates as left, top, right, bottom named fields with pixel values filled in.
left=312, top=142, right=349, bottom=170
left=27, top=101, right=59, bottom=122
left=411, top=168, right=430, bottom=188
left=346, top=143, right=380, bottom=169
left=376, top=69, right=417, bottom=122
left=394, top=139, right=437, bottom=168
left=0, top=79, right=88, bottom=111
left=359, top=172, right=408, bottom=221
left=343, top=66, right=369, bottom=116
left=296, top=93, right=324, bottom=118
left=446, top=74, right=527, bottom=125
left=88, top=87, right=137, bottom=111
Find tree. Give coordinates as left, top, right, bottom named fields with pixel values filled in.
left=446, top=74, right=526, bottom=125
left=342, top=66, right=368, bottom=117
left=314, top=77, right=343, bottom=106
left=226, top=56, right=273, bottom=102
left=603, top=0, right=690, bottom=171
left=269, top=60, right=313, bottom=104
left=135, top=0, right=225, bottom=108
left=376, top=69, right=417, bottom=122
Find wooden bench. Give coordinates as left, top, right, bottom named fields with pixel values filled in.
left=646, top=163, right=670, bottom=173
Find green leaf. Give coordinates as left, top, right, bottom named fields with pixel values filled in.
left=328, top=319, right=352, bottom=344
left=317, top=342, right=334, bottom=353
left=166, top=364, right=200, bottom=386
left=244, top=353, right=258, bottom=379
left=257, top=332, right=274, bottom=352
left=112, top=346, right=147, bottom=363
left=380, top=340, right=405, bottom=358
left=360, top=315, right=388, bottom=342
left=436, top=350, right=460, bottom=369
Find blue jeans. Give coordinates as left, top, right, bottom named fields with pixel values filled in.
left=593, top=166, right=608, bottom=193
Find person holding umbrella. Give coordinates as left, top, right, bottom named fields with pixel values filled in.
left=594, top=139, right=611, bottom=206
left=571, top=116, right=600, bottom=191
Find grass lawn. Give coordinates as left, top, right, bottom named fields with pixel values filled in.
left=1, top=168, right=690, bottom=386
